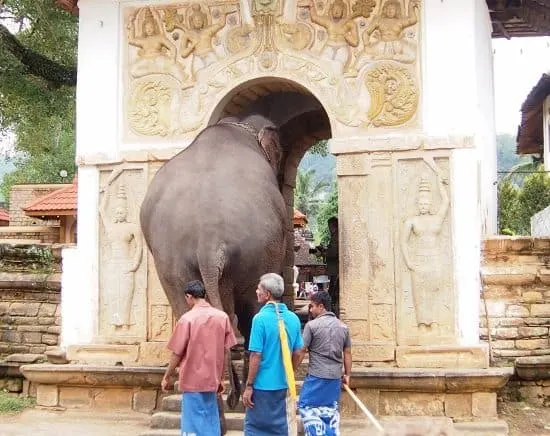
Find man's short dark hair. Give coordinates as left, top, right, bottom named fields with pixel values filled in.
left=310, top=290, right=332, bottom=311
left=328, top=217, right=338, bottom=226
left=184, top=280, right=206, bottom=298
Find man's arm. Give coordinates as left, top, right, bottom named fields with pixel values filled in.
left=162, top=352, right=183, bottom=392
left=343, top=347, right=352, bottom=385
left=243, top=351, right=261, bottom=408
left=293, top=323, right=311, bottom=370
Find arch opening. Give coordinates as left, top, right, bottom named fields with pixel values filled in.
left=210, top=77, right=335, bottom=310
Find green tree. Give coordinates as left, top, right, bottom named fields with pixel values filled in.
left=316, top=183, right=338, bottom=245
left=0, top=1, right=78, bottom=202
left=497, top=179, right=520, bottom=235
left=294, top=168, right=330, bottom=219
left=516, top=168, right=550, bottom=235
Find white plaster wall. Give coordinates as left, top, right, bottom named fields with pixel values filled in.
left=422, top=0, right=495, bottom=344
left=60, top=246, right=95, bottom=348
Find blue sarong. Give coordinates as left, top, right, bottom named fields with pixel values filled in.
left=181, top=392, right=220, bottom=436
left=298, top=374, right=341, bottom=436
left=244, top=388, right=290, bottom=435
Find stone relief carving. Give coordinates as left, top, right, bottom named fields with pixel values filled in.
left=398, top=156, right=453, bottom=341
left=124, top=0, right=421, bottom=138
left=365, top=62, right=418, bottom=127
left=99, top=166, right=147, bottom=338
left=151, top=305, right=171, bottom=340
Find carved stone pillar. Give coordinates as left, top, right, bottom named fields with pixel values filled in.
left=332, top=136, right=489, bottom=368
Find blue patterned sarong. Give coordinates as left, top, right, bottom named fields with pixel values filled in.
left=181, top=392, right=220, bottom=436
left=298, top=374, right=341, bottom=436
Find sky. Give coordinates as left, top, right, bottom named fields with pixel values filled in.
left=493, top=36, right=550, bottom=134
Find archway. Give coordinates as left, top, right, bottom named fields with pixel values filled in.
left=209, top=78, right=332, bottom=307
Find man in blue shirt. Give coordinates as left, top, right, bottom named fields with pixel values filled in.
left=243, top=273, right=303, bottom=435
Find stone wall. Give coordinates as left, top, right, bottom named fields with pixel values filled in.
left=0, top=226, right=60, bottom=243
left=9, top=184, right=68, bottom=226
left=0, top=244, right=62, bottom=359
left=481, top=237, right=550, bottom=367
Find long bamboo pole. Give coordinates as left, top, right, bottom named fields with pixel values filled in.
left=343, top=384, right=384, bottom=433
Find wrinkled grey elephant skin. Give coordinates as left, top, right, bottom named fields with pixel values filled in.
left=140, top=92, right=322, bottom=418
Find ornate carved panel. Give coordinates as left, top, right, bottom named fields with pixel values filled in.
left=98, top=164, right=148, bottom=342
left=337, top=153, right=395, bottom=344
left=122, top=0, right=422, bottom=138
left=394, top=156, right=454, bottom=346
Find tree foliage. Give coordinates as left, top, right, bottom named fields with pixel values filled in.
left=316, top=183, right=338, bottom=245
left=0, top=0, right=78, bottom=202
left=294, top=167, right=329, bottom=224
left=498, top=166, right=550, bottom=235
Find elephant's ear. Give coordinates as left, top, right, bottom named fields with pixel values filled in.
left=258, top=126, right=282, bottom=172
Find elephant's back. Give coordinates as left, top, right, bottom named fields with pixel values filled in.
left=141, top=124, right=286, bottom=259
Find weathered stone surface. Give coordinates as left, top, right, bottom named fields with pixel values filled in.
left=133, top=389, right=158, bottom=413
left=396, top=345, right=489, bottom=369
left=41, top=334, right=58, bottom=345
left=350, top=344, right=394, bottom=362
left=138, top=342, right=171, bottom=366
left=453, top=420, right=509, bottom=436
left=20, top=364, right=165, bottom=387
left=38, top=303, right=57, bottom=317
left=9, top=302, right=40, bottom=317
left=36, top=384, right=59, bottom=407
left=0, top=302, right=8, bottom=315
left=506, top=304, right=530, bottom=317
left=493, top=328, right=518, bottom=339
left=484, top=301, right=505, bottom=317
left=516, top=339, right=549, bottom=350
left=518, top=326, right=548, bottom=337
left=491, top=340, right=515, bottom=349
left=530, top=304, right=550, bottom=317
left=29, top=345, right=47, bottom=353
left=38, top=317, right=56, bottom=325
left=47, top=326, right=61, bottom=334
left=6, top=353, right=44, bottom=363
left=444, top=393, right=472, bottom=418
left=67, top=345, right=139, bottom=366
left=18, top=325, right=49, bottom=332
left=471, top=392, right=497, bottom=417
left=522, top=291, right=543, bottom=303
left=380, top=392, right=444, bottom=416
left=92, top=388, right=133, bottom=409
left=6, top=378, right=23, bottom=392
left=59, top=387, right=91, bottom=408
left=525, top=317, right=550, bottom=325
left=45, top=348, right=68, bottom=364
left=22, top=332, right=42, bottom=344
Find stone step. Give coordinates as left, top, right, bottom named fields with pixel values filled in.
left=453, top=419, right=509, bottom=435
left=140, top=430, right=243, bottom=436
left=151, top=411, right=246, bottom=431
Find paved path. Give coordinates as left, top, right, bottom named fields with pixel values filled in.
left=0, top=409, right=151, bottom=436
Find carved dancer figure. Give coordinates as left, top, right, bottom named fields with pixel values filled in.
left=400, top=158, right=449, bottom=333
left=363, top=0, right=419, bottom=62
left=99, top=170, right=143, bottom=329
left=178, top=4, right=228, bottom=77
left=305, top=0, right=359, bottom=73
left=127, top=7, right=186, bottom=81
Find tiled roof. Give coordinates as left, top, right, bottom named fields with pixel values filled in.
left=23, top=177, right=77, bottom=216
left=0, top=208, right=8, bottom=222
left=293, top=209, right=308, bottom=227
left=517, top=73, right=550, bottom=155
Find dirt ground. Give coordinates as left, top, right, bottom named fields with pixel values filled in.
left=0, top=401, right=549, bottom=435
left=499, top=400, right=550, bottom=436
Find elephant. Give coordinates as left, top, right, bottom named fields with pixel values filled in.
left=140, top=91, right=323, bottom=414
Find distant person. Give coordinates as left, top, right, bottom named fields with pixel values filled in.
left=311, top=217, right=340, bottom=316
left=243, top=273, right=303, bottom=435
left=297, top=291, right=352, bottom=435
left=161, top=280, right=237, bottom=436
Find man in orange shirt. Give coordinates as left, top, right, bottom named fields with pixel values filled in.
left=162, top=280, right=237, bottom=436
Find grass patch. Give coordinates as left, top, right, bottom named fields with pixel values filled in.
left=0, top=389, right=35, bottom=414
